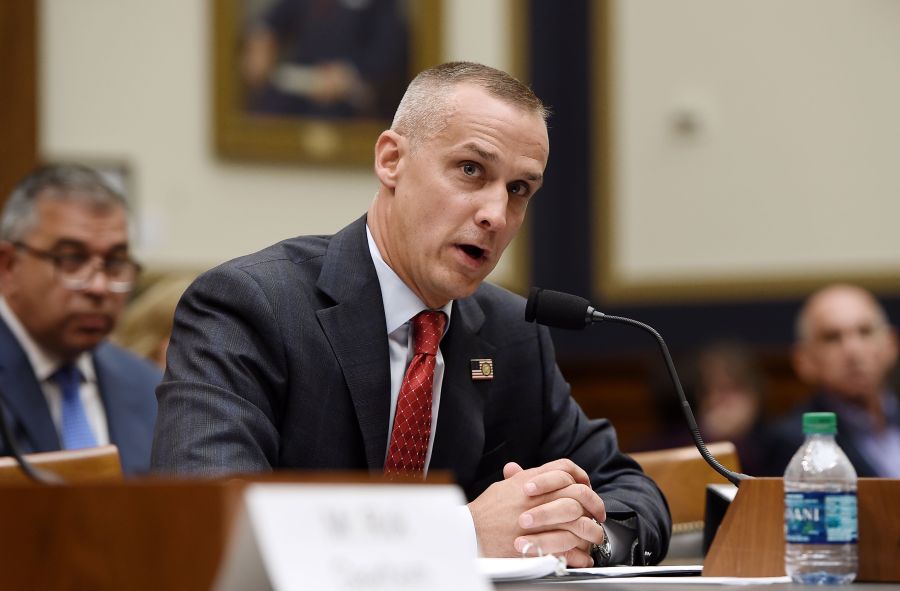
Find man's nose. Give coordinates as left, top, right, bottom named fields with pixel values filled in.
left=475, top=184, right=508, bottom=231
left=841, top=332, right=870, bottom=358
left=81, top=263, right=112, bottom=296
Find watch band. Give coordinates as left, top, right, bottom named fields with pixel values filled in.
left=590, top=521, right=612, bottom=567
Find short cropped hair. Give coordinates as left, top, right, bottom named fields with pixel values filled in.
left=1, top=164, right=128, bottom=242
left=391, top=61, right=549, bottom=147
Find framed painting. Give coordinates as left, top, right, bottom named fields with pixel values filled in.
left=213, top=0, right=443, bottom=165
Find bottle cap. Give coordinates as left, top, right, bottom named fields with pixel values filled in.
left=802, top=411, right=837, bottom=434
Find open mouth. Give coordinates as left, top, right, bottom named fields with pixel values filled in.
left=458, top=244, right=486, bottom=262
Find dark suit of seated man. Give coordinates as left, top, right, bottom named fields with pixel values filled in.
left=152, top=62, right=671, bottom=566
left=0, top=165, right=160, bottom=474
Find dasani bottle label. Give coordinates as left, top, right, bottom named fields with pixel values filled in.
left=785, top=491, right=858, bottom=544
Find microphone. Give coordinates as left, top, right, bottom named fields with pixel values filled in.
left=526, top=287, right=748, bottom=486
left=525, top=288, right=600, bottom=328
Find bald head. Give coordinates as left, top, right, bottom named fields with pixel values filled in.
left=793, top=284, right=897, bottom=403
left=795, top=284, right=889, bottom=342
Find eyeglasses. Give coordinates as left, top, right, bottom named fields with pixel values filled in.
left=13, top=241, right=141, bottom=293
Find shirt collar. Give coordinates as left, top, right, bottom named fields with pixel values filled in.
left=0, top=297, right=96, bottom=382
left=366, top=225, right=452, bottom=334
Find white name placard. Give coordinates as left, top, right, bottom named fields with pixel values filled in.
left=214, top=483, right=489, bottom=591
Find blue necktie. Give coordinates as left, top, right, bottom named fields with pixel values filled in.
left=53, top=364, right=97, bottom=449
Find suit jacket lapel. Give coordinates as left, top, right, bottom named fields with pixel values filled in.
left=835, top=430, right=880, bottom=477
left=316, top=216, right=392, bottom=470
left=0, top=317, right=60, bottom=452
left=813, top=392, right=882, bottom=477
left=93, top=347, right=137, bottom=470
left=430, top=296, right=494, bottom=487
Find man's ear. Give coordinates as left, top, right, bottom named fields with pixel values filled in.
left=0, top=241, right=17, bottom=271
left=882, top=325, right=899, bottom=371
left=792, top=344, right=817, bottom=385
left=374, top=130, right=406, bottom=190
left=0, top=241, right=18, bottom=287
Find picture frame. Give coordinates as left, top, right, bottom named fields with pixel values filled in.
left=213, top=0, right=443, bottom=166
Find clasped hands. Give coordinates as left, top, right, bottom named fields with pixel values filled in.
left=467, top=459, right=606, bottom=567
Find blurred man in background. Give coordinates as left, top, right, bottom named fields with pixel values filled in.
left=764, top=284, right=900, bottom=477
left=0, top=164, right=160, bottom=474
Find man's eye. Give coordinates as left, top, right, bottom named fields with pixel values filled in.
left=56, top=253, right=89, bottom=272
left=820, top=332, right=841, bottom=344
left=461, top=163, right=479, bottom=176
left=508, top=182, right=530, bottom=196
left=105, top=257, right=131, bottom=271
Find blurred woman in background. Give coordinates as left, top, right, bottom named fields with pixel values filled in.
left=113, top=275, right=194, bottom=370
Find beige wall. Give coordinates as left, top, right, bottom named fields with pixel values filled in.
left=604, top=0, right=900, bottom=295
left=40, top=0, right=523, bottom=284
left=42, top=1, right=900, bottom=299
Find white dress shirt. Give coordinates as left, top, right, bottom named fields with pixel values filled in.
left=366, top=226, right=482, bottom=553
left=0, top=298, right=109, bottom=446
left=365, top=225, right=452, bottom=474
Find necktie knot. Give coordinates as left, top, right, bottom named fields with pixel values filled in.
left=412, top=311, right=446, bottom=356
left=53, top=364, right=82, bottom=400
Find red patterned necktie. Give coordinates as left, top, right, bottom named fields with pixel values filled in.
left=384, top=310, right=447, bottom=477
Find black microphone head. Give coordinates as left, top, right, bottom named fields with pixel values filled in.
left=525, top=287, right=592, bottom=330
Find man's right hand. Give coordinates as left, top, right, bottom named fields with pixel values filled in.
left=466, top=459, right=606, bottom=567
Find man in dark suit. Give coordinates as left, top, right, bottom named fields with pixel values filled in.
left=153, top=62, right=670, bottom=565
left=0, top=164, right=160, bottom=474
left=764, top=284, right=900, bottom=477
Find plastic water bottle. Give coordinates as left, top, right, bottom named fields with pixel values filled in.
left=784, top=412, right=858, bottom=584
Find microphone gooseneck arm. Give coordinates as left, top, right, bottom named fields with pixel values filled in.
left=525, top=287, right=748, bottom=487
left=0, top=396, right=63, bottom=485
left=590, top=311, right=748, bottom=486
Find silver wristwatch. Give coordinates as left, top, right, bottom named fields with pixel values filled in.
left=590, top=522, right=612, bottom=566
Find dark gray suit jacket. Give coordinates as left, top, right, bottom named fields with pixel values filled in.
left=152, top=216, right=671, bottom=563
left=0, top=317, right=161, bottom=474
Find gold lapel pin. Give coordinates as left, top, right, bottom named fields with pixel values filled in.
left=470, top=358, right=494, bottom=381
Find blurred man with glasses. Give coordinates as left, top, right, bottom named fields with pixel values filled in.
left=0, top=164, right=160, bottom=474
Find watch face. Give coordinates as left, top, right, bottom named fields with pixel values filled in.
left=591, top=524, right=612, bottom=566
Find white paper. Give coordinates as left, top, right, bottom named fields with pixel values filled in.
left=566, top=576, right=791, bottom=585
left=478, top=556, right=562, bottom=581
left=567, top=565, right=703, bottom=577
left=560, top=566, right=788, bottom=585
left=554, top=565, right=789, bottom=585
